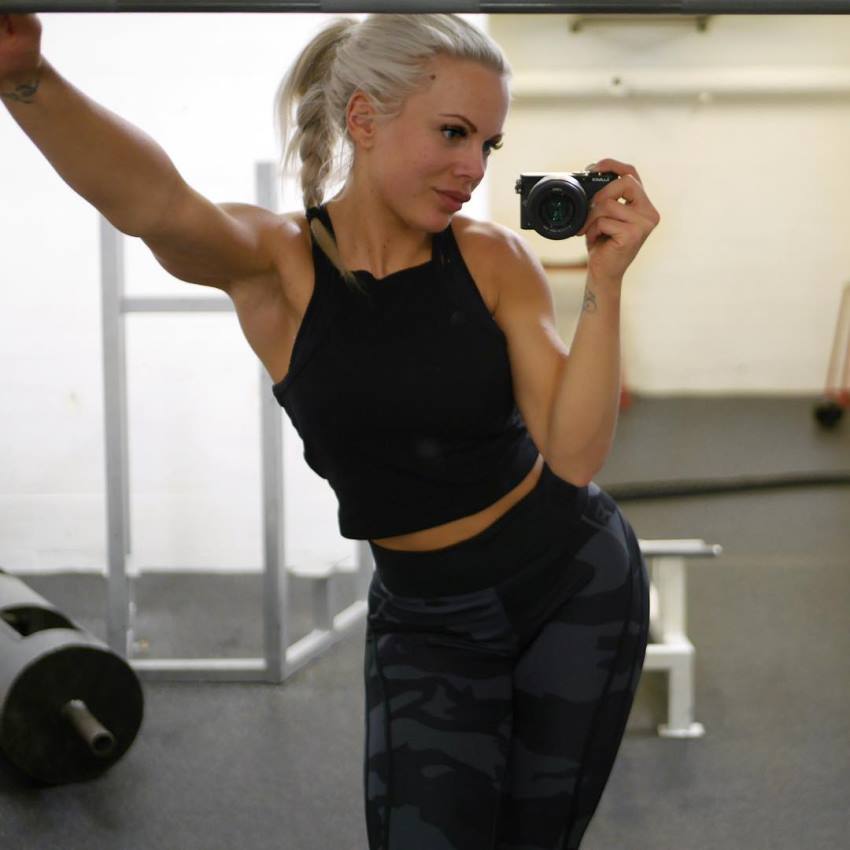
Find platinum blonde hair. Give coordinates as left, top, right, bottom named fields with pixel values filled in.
left=273, top=13, right=511, bottom=292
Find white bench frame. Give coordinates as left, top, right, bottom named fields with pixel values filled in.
left=295, top=537, right=723, bottom=739
left=639, top=538, right=723, bottom=738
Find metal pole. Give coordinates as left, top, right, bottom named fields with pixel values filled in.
left=255, top=161, right=289, bottom=684
left=3, top=1, right=850, bottom=15
left=100, top=216, right=133, bottom=659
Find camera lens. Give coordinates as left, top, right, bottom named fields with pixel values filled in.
left=541, top=193, right=573, bottom=227
left=526, top=175, right=587, bottom=240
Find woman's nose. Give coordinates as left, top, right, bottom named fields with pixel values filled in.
left=456, top=147, right=486, bottom=182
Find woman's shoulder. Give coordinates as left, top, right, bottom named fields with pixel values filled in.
left=274, top=208, right=312, bottom=242
left=220, top=206, right=311, bottom=270
left=241, top=209, right=314, bottom=313
left=266, top=209, right=314, bottom=269
left=449, top=215, right=528, bottom=318
left=451, top=213, right=514, bottom=244
left=450, top=213, right=529, bottom=278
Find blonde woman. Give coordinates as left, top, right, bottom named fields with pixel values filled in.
left=1, top=11, right=660, bottom=849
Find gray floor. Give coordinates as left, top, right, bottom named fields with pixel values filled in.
left=1, top=396, right=849, bottom=850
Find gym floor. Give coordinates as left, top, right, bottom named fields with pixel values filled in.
left=2, top=395, right=848, bottom=850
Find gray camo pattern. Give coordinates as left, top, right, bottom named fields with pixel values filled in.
left=363, top=483, right=650, bottom=849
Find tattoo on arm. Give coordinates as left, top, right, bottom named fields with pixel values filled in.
left=0, top=75, right=41, bottom=104
left=582, top=286, right=598, bottom=313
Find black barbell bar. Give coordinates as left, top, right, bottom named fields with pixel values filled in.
left=2, top=1, right=850, bottom=14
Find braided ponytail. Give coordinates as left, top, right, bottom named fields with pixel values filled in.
left=274, top=16, right=361, bottom=290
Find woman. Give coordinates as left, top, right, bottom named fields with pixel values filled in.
left=1, top=12, right=660, bottom=849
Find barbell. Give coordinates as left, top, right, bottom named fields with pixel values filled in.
left=1, top=1, right=850, bottom=15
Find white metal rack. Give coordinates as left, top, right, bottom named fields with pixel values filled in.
left=100, top=160, right=373, bottom=684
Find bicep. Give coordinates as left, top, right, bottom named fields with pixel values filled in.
left=141, top=181, right=279, bottom=291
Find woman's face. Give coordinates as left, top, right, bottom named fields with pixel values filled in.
left=363, top=54, right=510, bottom=231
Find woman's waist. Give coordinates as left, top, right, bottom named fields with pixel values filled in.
left=370, top=452, right=546, bottom=553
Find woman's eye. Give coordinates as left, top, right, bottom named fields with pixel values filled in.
left=441, top=125, right=466, bottom=140
left=442, top=126, right=503, bottom=155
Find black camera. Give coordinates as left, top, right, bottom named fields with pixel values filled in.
left=516, top=170, right=619, bottom=240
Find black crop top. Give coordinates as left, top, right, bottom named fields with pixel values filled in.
left=271, top=204, right=541, bottom=540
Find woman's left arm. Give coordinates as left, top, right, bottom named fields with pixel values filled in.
left=546, top=157, right=661, bottom=484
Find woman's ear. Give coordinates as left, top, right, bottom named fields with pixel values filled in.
left=346, top=90, right=378, bottom=148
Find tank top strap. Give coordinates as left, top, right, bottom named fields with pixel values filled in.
left=304, top=203, right=352, bottom=300
left=299, top=205, right=330, bottom=293
left=274, top=205, right=346, bottom=398
left=305, top=203, right=332, bottom=235
left=435, top=220, right=502, bottom=335
left=305, top=204, right=337, bottom=269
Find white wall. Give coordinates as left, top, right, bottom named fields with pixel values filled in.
left=0, top=12, right=490, bottom=577
left=488, top=13, right=850, bottom=395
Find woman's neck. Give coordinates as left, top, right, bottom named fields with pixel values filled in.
left=325, top=191, right=433, bottom=279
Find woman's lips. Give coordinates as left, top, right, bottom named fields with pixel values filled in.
left=435, top=190, right=468, bottom=211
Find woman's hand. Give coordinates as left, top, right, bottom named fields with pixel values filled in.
left=0, top=14, right=43, bottom=90
left=577, top=157, right=661, bottom=289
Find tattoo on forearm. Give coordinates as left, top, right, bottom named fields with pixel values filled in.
left=582, top=286, right=598, bottom=313
left=0, top=75, right=41, bottom=104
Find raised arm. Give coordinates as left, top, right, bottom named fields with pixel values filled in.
left=1, top=13, right=280, bottom=292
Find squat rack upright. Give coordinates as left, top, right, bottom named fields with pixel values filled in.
left=100, top=161, right=373, bottom=684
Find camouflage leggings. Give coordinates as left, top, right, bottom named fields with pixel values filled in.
left=364, top=463, right=650, bottom=849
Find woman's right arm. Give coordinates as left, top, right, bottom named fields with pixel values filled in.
left=1, top=14, right=280, bottom=292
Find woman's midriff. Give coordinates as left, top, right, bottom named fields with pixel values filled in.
left=370, top=452, right=545, bottom=552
